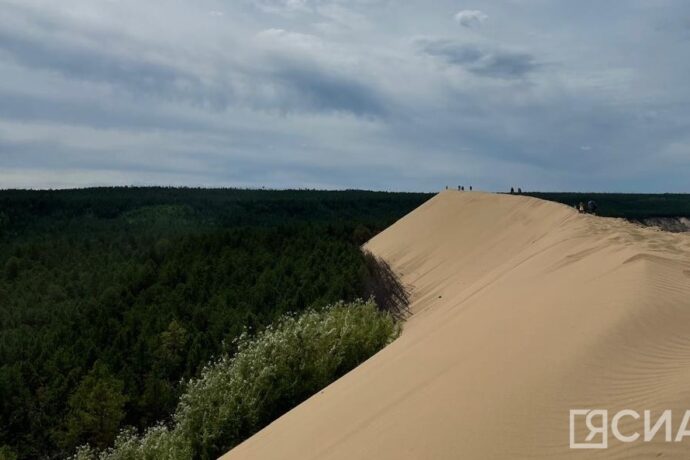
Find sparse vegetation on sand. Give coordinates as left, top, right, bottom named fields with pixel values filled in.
left=71, top=300, right=400, bottom=460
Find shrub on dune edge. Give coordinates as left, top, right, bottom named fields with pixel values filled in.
left=73, top=299, right=400, bottom=460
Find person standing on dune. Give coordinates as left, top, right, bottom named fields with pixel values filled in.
left=587, top=200, right=598, bottom=215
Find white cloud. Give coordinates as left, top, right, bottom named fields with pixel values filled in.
left=454, top=10, right=488, bottom=27
left=255, top=28, right=323, bottom=50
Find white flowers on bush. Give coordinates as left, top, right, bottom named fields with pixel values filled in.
left=72, top=299, right=399, bottom=460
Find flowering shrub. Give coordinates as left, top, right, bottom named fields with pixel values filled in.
left=73, top=299, right=399, bottom=460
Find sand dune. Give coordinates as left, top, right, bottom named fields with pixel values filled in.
left=223, top=191, right=690, bottom=459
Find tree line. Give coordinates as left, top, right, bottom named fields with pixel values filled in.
left=0, top=188, right=431, bottom=459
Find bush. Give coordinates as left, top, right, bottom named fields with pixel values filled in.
left=73, top=299, right=399, bottom=460
left=0, top=445, right=18, bottom=460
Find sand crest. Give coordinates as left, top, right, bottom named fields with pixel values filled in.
left=223, top=191, right=690, bottom=459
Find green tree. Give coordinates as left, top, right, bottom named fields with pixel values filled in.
left=3, top=257, right=20, bottom=281
left=0, top=211, right=8, bottom=237
left=156, top=320, right=189, bottom=368
left=0, top=445, right=18, bottom=460
left=61, top=362, right=128, bottom=451
left=352, top=224, right=372, bottom=245
left=0, top=187, right=430, bottom=458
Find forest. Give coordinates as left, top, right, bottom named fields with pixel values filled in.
left=0, top=188, right=431, bottom=459
left=526, top=192, right=690, bottom=218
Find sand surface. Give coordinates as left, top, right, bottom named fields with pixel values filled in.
left=223, top=191, right=690, bottom=459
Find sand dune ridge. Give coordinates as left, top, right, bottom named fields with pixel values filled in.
left=224, top=191, right=690, bottom=459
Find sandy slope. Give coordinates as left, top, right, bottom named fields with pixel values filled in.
left=223, top=191, right=690, bottom=459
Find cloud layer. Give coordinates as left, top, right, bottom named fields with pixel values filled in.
left=0, top=0, right=689, bottom=191
left=420, top=40, right=539, bottom=79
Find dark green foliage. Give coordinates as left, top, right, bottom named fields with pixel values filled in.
left=0, top=187, right=430, bottom=239
left=60, top=362, right=128, bottom=451
left=0, top=445, right=18, bottom=460
left=525, top=192, right=690, bottom=218
left=73, top=300, right=399, bottom=460
left=0, top=187, right=430, bottom=459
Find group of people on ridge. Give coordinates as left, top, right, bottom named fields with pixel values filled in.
left=447, top=184, right=599, bottom=217
left=577, top=200, right=598, bottom=215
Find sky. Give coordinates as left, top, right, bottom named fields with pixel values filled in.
left=0, top=0, right=689, bottom=192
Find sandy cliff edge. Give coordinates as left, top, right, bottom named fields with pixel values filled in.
left=223, top=191, right=690, bottom=459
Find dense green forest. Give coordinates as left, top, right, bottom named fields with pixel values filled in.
left=525, top=192, right=690, bottom=218
left=74, top=300, right=399, bottom=460
left=0, top=188, right=431, bottom=459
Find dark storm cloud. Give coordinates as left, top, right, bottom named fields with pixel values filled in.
left=0, top=2, right=382, bottom=117
left=269, top=62, right=387, bottom=116
left=420, top=40, right=540, bottom=79
left=0, top=91, right=212, bottom=132
left=0, top=5, right=236, bottom=110
left=0, top=29, right=195, bottom=95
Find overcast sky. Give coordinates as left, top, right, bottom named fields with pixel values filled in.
left=1, top=0, right=689, bottom=191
